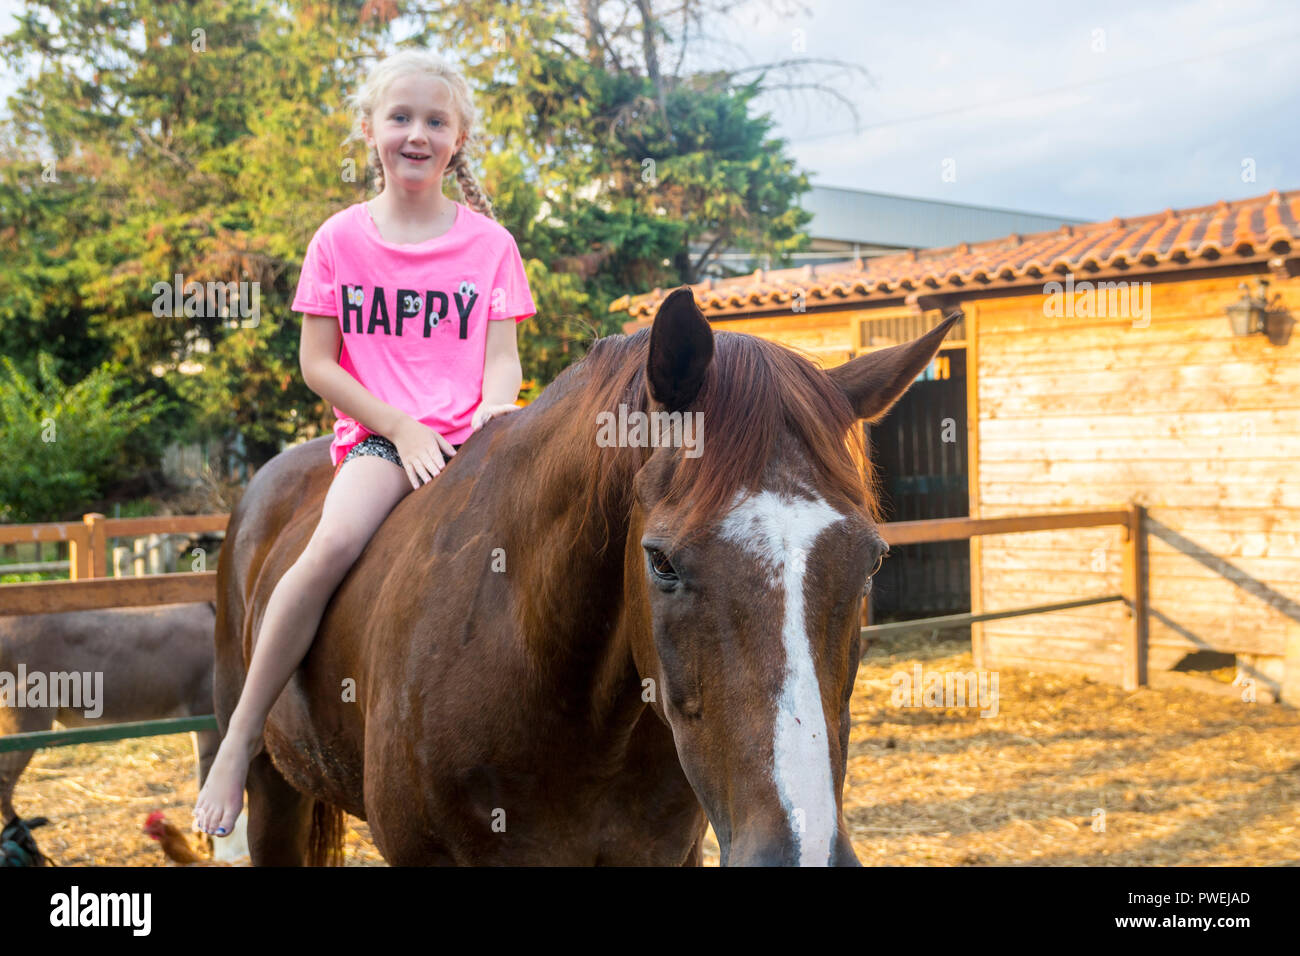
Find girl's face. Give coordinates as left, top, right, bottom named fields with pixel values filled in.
left=365, top=72, right=467, bottom=192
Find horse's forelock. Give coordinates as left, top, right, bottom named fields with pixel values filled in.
left=557, top=329, right=879, bottom=556
left=664, top=334, right=878, bottom=551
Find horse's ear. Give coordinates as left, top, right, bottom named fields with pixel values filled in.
left=646, top=286, right=714, bottom=411
left=827, top=310, right=962, bottom=422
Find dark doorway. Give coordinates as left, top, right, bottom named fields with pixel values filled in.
left=866, top=347, right=970, bottom=621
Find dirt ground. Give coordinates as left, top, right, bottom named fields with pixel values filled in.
left=12, top=633, right=1299, bottom=866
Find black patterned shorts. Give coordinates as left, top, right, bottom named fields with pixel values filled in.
left=342, top=434, right=404, bottom=468
left=340, top=434, right=464, bottom=470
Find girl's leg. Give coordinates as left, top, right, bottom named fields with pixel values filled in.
left=192, top=453, right=415, bottom=837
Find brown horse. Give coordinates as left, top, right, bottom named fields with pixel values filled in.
left=215, top=288, right=957, bottom=865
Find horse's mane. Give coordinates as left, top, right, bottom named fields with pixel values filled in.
left=535, top=327, right=881, bottom=557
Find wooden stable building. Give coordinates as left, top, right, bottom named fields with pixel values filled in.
left=612, top=189, right=1300, bottom=704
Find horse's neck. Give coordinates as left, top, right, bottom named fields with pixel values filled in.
left=495, top=400, right=645, bottom=724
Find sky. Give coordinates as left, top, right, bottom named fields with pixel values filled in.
left=1, top=0, right=1296, bottom=222
left=709, top=0, right=1299, bottom=219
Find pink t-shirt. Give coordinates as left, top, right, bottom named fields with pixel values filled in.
left=290, top=199, right=536, bottom=467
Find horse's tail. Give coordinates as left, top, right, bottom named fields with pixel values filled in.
left=307, top=800, right=346, bottom=867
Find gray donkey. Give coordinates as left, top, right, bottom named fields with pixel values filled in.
left=0, top=602, right=218, bottom=824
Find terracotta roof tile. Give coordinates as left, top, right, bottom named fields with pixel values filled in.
left=612, top=188, right=1300, bottom=321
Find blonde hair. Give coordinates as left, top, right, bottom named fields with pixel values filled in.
left=343, top=48, right=495, bottom=220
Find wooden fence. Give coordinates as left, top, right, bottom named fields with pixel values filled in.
left=0, top=513, right=228, bottom=753
left=0, top=506, right=1150, bottom=754
left=0, top=512, right=227, bottom=613
left=869, top=506, right=1147, bottom=689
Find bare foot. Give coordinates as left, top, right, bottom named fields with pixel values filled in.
left=192, top=730, right=257, bottom=837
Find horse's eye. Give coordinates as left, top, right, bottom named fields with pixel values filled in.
left=870, top=549, right=888, bottom=577
left=864, top=546, right=888, bottom=591
left=862, top=549, right=886, bottom=597
left=647, top=548, right=678, bottom=583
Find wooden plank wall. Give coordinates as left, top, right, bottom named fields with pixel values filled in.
left=972, top=273, right=1300, bottom=699
left=710, top=308, right=857, bottom=368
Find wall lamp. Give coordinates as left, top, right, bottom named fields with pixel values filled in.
left=1225, top=278, right=1271, bottom=338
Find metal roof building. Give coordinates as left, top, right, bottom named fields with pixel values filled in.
left=721, top=183, right=1088, bottom=272
left=801, top=184, right=1087, bottom=253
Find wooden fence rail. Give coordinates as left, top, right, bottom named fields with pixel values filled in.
left=872, top=504, right=1148, bottom=690
left=0, top=506, right=1149, bottom=752
left=0, top=512, right=228, bottom=581
left=0, top=716, right=219, bottom=754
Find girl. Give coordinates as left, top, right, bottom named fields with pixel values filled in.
left=192, top=49, right=536, bottom=838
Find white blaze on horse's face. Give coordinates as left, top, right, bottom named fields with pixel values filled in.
left=718, top=487, right=846, bottom=866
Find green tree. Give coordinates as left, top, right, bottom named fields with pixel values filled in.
left=0, top=352, right=170, bottom=522
left=0, top=0, right=858, bottom=477
left=403, top=0, right=827, bottom=368
left=0, top=0, right=394, bottom=469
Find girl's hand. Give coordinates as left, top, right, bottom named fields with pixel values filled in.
left=470, top=402, right=521, bottom=433
left=389, top=418, right=456, bottom=489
